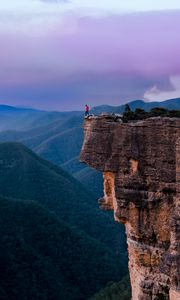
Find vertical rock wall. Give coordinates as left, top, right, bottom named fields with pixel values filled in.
left=80, top=116, right=180, bottom=300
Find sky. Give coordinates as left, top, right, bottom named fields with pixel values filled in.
left=0, top=1, right=180, bottom=110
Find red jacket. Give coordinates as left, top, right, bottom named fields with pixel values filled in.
left=85, top=105, right=89, bottom=112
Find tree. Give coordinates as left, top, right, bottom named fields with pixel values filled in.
left=124, top=104, right=131, bottom=113
left=123, top=104, right=134, bottom=122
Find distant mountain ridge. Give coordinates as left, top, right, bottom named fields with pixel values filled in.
left=0, top=97, right=179, bottom=131
left=91, top=98, right=180, bottom=114
left=0, top=104, right=41, bottom=112
left=0, top=104, right=82, bottom=131
left=1, top=97, right=180, bottom=114
left=0, top=97, right=179, bottom=197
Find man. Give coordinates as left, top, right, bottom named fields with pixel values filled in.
left=85, top=104, right=89, bottom=117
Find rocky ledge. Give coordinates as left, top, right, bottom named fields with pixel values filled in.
left=80, top=116, right=180, bottom=300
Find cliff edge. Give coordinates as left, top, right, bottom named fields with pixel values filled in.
left=80, top=116, right=180, bottom=300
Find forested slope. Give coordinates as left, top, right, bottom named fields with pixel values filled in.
left=0, top=196, right=122, bottom=300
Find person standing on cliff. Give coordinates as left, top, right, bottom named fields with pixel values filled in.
left=85, top=104, right=90, bottom=117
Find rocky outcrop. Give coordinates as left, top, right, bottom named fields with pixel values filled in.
left=80, top=116, right=180, bottom=300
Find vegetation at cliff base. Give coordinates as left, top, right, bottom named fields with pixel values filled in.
left=89, top=275, right=131, bottom=300
left=0, top=196, right=123, bottom=300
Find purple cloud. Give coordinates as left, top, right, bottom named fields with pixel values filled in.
left=0, top=10, right=180, bottom=110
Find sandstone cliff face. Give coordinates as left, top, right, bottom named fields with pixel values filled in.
left=80, top=116, right=180, bottom=300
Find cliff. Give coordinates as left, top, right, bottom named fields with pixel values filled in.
left=80, top=116, right=180, bottom=300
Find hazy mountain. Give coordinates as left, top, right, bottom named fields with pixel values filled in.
left=0, top=105, right=38, bottom=112
left=0, top=105, right=44, bottom=131
left=91, top=98, right=180, bottom=114
left=122, top=98, right=180, bottom=112
left=74, top=167, right=104, bottom=198
left=61, top=156, right=86, bottom=174
left=0, top=104, right=82, bottom=131
left=0, top=195, right=122, bottom=300
left=34, top=126, right=83, bottom=165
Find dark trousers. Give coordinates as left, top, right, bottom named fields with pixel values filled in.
left=85, top=111, right=89, bottom=117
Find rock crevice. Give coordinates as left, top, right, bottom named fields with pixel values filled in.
left=80, top=116, right=180, bottom=300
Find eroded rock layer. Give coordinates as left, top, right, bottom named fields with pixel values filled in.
left=80, top=116, right=180, bottom=300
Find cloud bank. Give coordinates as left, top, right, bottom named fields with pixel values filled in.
left=0, top=4, right=180, bottom=109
